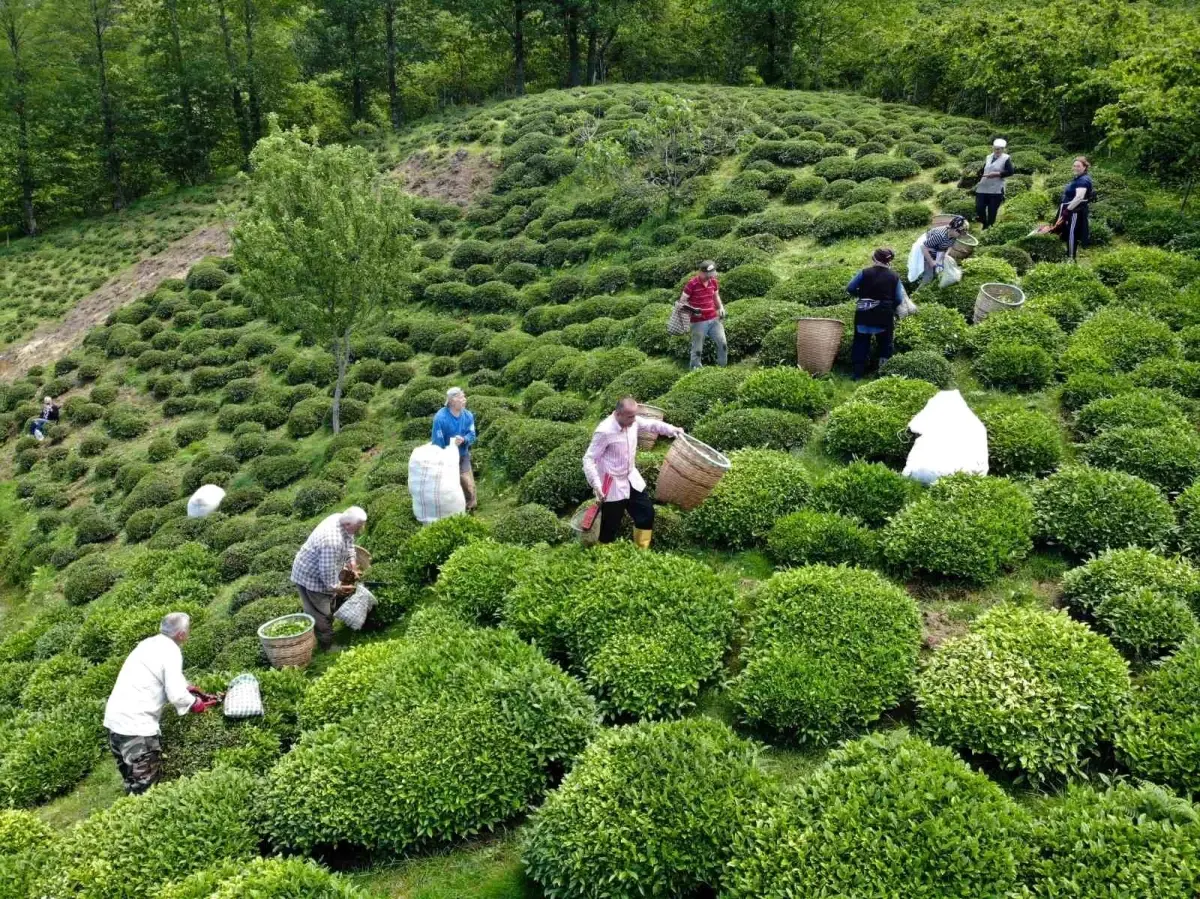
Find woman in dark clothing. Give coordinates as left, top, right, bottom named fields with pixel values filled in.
left=1059, top=156, right=1094, bottom=262
left=847, top=247, right=907, bottom=380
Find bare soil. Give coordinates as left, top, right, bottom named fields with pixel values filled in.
left=394, top=148, right=499, bottom=207
left=0, top=224, right=231, bottom=381
left=922, top=609, right=970, bottom=650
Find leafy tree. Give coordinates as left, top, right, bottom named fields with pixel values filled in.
left=233, top=122, right=414, bottom=432
left=445, top=0, right=534, bottom=94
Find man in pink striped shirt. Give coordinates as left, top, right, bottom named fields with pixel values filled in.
left=583, top=396, right=683, bottom=548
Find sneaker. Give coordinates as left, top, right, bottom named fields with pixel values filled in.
left=33, top=430, right=43, bottom=441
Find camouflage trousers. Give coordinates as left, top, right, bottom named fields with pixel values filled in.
left=107, top=730, right=163, bottom=795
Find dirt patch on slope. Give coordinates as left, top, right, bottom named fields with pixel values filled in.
left=922, top=609, right=970, bottom=650
left=395, top=148, right=499, bottom=206
left=0, top=224, right=231, bottom=380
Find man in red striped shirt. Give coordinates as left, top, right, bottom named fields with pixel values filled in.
left=680, top=260, right=727, bottom=371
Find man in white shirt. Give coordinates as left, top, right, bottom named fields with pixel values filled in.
left=103, top=612, right=218, bottom=794
left=582, top=396, right=683, bottom=549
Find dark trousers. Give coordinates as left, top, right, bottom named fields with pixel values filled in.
left=851, top=328, right=894, bottom=379
left=297, top=585, right=333, bottom=649
left=108, top=731, right=163, bottom=795
left=598, top=487, right=655, bottom=543
left=975, top=193, right=1002, bottom=229
left=1062, top=204, right=1089, bottom=260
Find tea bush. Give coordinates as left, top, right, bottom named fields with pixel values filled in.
left=734, top=566, right=919, bottom=743
left=399, top=513, right=490, bottom=585
left=1075, top=389, right=1190, bottom=438
left=158, top=857, right=372, bottom=899
left=0, top=699, right=104, bottom=806
left=1080, top=425, right=1200, bottom=495
left=811, top=460, right=917, bottom=527
left=492, top=502, right=567, bottom=547
left=1033, top=466, right=1175, bottom=556
left=523, top=718, right=772, bottom=899
left=686, top=450, right=810, bottom=549
left=894, top=302, right=968, bottom=356
left=1060, top=548, right=1200, bottom=662
left=0, top=809, right=55, bottom=899
left=1115, top=641, right=1200, bottom=794
left=693, top=407, right=812, bottom=451
left=434, top=539, right=531, bottom=623
left=1018, top=782, right=1200, bottom=896
left=735, top=367, right=832, bottom=416
left=917, top=604, right=1130, bottom=781
left=1063, top=307, right=1179, bottom=374
left=724, top=731, right=1028, bottom=899
left=879, top=350, right=953, bottom=387
left=824, top=377, right=939, bottom=464
left=978, top=407, right=1063, bottom=476
left=766, top=510, right=877, bottom=568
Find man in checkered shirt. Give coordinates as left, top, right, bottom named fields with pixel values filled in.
left=290, top=506, right=367, bottom=650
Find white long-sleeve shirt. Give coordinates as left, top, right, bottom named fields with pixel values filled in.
left=103, top=634, right=194, bottom=736
left=583, top=414, right=681, bottom=502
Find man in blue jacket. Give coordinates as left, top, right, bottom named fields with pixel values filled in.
left=431, top=387, right=478, bottom=511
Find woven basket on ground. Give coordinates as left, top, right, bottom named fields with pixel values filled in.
left=636, top=404, right=665, bottom=451
left=655, top=433, right=732, bottom=510
left=795, top=318, right=844, bottom=375
left=258, top=613, right=316, bottom=669
left=947, top=233, right=979, bottom=260
left=973, top=283, right=1026, bottom=324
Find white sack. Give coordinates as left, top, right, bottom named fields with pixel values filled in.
left=223, top=673, right=263, bottom=718
left=408, top=443, right=466, bottom=524
left=903, top=390, right=989, bottom=486
left=939, top=254, right=963, bottom=288
left=187, top=484, right=226, bottom=519
left=334, top=584, right=376, bottom=631
left=907, top=237, right=925, bottom=282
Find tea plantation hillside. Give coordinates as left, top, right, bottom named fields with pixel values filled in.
left=3, top=84, right=1200, bottom=898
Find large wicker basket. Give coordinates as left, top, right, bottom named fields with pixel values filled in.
left=795, top=318, right=844, bottom=375
left=635, top=404, right=665, bottom=451
left=947, top=233, right=979, bottom=260
left=932, top=212, right=964, bottom=228
left=973, top=283, right=1026, bottom=324
left=655, top=433, right=731, bottom=510
left=258, top=613, right=316, bottom=669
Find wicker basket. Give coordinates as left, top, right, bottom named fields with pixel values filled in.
left=655, top=433, right=731, bottom=510
left=635, top=404, right=665, bottom=451
left=795, top=318, right=844, bottom=375
left=947, top=233, right=979, bottom=260
left=258, top=613, right=316, bottom=669
left=932, top=212, right=963, bottom=228
left=973, top=283, right=1026, bottom=324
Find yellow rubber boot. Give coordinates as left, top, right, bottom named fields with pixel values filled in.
left=633, top=528, right=652, bottom=550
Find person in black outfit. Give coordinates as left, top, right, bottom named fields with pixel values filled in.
left=846, top=248, right=906, bottom=380
left=29, top=396, right=59, bottom=439
left=1059, top=156, right=1094, bottom=262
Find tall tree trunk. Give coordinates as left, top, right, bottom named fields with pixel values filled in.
left=512, top=0, right=525, bottom=95
left=347, top=16, right=364, bottom=120
left=562, top=1, right=581, bottom=86
left=585, top=25, right=598, bottom=85
left=331, top=328, right=351, bottom=433
left=216, top=0, right=252, bottom=164
left=4, top=13, right=36, bottom=235
left=384, top=0, right=401, bottom=130
left=763, top=10, right=777, bottom=84
left=242, top=0, right=262, bottom=142
left=91, top=0, right=124, bottom=209
left=165, top=0, right=203, bottom=181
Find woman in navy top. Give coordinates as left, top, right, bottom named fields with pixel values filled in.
left=1059, top=156, right=1094, bottom=261
left=846, top=247, right=906, bottom=380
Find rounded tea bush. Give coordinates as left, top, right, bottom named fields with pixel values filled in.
left=1020, top=782, right=1200, bottom=897
left=400, top=513, right=490, bottom=585
left=686, top=449, right=810, bottom=549
left=734, top=367, right=832, bottom=417
left=879, top=350, right=953, bottom=387
left=811, top=460, right=918, bottom=527
left=492, top=503, right=566, bottom=547
left=973, top=342, right=1055, bottom=391
left=894, top=302, right=968, bottom=356
left=733, top=566, right=919, bottom=744
left=1080, top=425, right=1200, bottom=496
left=824, top=377, right=939, bottom=465
left=1075, top=388, right=1189, bottom=438
left=1060, top=548, right=1200, bottom=663
left=978, top=407, right=1063, bottom=476
left=917, top=604, right=1130, bottom=781
left=434, top=539, right=531, bottom=623
left=883, top=474, right=1033, bottom=583
left=1115, top=640, right=1200, bottom=794
left=157, top=857, right=372, bottom=899
left=724, top=730, right=1029, bottom=899
left=523, top=718, right=772, bottom=899
left=693, top=407, right=812, bottom=452
left=766, top=510, right=877, bottom=568
left=1063, top=307, right=1179, bottom=374
left=1033, top=466, right=1175, bottom=556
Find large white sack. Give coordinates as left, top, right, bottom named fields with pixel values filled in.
left=409, top=443, right=466, bottom=524
left=903, top=390, right=989, bottom=486
left=907, top=237, right=925, bottom=282
left=187, top=484, right=226, bottom=518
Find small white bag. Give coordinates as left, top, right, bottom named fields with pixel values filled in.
left=408, top=443, right=466, bottom=524
left=187, top=484, right=226, bottom=518
left=938, top=255, right=962, bottom=288
left=223, top=673, right=264, bottom=719
left=907, top=238, right=926, bottom=282
left=897, top=295, right=917, bottom=319
left=334, top=584, right=376, bottom=631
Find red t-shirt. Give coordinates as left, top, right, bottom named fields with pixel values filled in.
left=683, top=275, right=720, bottom=322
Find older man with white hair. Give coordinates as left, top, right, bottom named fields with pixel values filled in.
left=290, top=506, right=368, bottom=650
left=103, top=612, right=218, bottom=794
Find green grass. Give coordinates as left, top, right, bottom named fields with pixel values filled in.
left=351, top=832, right=538, bottom=899
left=34, top=761, right=125, bottom=829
